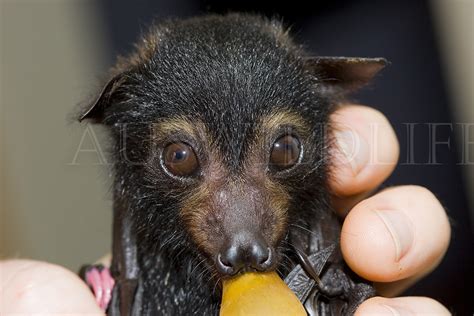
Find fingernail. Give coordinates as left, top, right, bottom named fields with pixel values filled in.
left=335, top=130, right=369, bottom=175
left=381, top=304, right=414, bottom=316
left=375, top=210, right=414, bottom=262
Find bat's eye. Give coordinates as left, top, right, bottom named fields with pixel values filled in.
left=162, top=142, right=199, bottom=177
left=269, top=134, right=301, bottom=171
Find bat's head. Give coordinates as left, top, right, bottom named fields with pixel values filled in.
left=79, top=14, right=385, bottom=280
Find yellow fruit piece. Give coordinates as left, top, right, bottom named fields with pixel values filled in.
left=220, top=272, right=306, bottom=316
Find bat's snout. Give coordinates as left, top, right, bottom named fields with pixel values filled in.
left=216, top=231, right=275, bottom=276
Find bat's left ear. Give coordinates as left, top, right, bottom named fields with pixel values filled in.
left=78, top=72, right=128, bottom=123
left=304, top=57, right=388, bottom=93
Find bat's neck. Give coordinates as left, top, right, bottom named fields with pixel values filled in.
left=138, top=250, right=220, bottom=314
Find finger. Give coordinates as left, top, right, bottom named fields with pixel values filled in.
left=1, top=259, right=103, bottom=315
left=329, top=105, right=399, bottom=215
left=355, top=296, right=451, bottom=315
left=340, top=186, right=450, bottom=295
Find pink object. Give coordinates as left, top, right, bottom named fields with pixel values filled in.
left=85, top=266, right=115, bottom=310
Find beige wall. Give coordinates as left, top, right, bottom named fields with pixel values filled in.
left=431, top=0, right=474, bottom=225
left=0, top=0, right=112, bottom=270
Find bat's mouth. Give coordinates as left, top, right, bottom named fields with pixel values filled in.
left=215, top=244, right=338, bottom=315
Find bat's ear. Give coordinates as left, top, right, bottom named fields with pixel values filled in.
left=78, top=72, right=128, bottom=123
left=304, top=57, right=388, bottom=93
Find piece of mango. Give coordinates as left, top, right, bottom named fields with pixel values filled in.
left=220, top=272, right=306, bottom=316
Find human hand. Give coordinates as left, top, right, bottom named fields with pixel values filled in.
left=1, top=105, right=451, bottom=315
left=1, top=259, right=104, bottom=314
left=331, top=105, right=451, bottom=315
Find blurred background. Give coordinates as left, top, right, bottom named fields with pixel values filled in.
left=1, top=0, right=473, bottom=313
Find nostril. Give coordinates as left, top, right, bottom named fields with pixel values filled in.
left=218, top=253, right=232, bottom=268
left=263, top=247, right=272, bottom=265
left=251, top=246, right=274, bottom=271
left=256, top=247, right=270, bottom=265
left=216, top=253, right=235, bottom=275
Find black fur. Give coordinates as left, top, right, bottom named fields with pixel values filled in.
left=80, top=14, right=385, bottom=315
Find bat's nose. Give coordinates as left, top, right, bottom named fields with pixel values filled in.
left=216, top=232, right=274, bottom=276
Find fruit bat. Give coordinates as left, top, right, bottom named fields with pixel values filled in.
left=79, top=13, right=386, bottom=315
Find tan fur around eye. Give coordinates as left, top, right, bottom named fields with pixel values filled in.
left=260, top=110, right=310, bottom=135
left=263, top=178, right=291, bottom=242
left=180, top=183, right=215, bottom=252
left=163, top=112, right=298, bottom=253
left=152, top=117, right=201, bottom=140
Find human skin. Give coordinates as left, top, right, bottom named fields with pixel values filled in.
left=0, top=105, right=451, bottom=315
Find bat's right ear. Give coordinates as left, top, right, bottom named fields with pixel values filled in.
left=78, top=73, right=127, bottom=123
left=304, top=57, right=388, bottom=93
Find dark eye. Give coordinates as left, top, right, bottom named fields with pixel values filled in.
left=162, top=142, right=199, bottom=177
left=269, top=135, right=301, bottom=171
